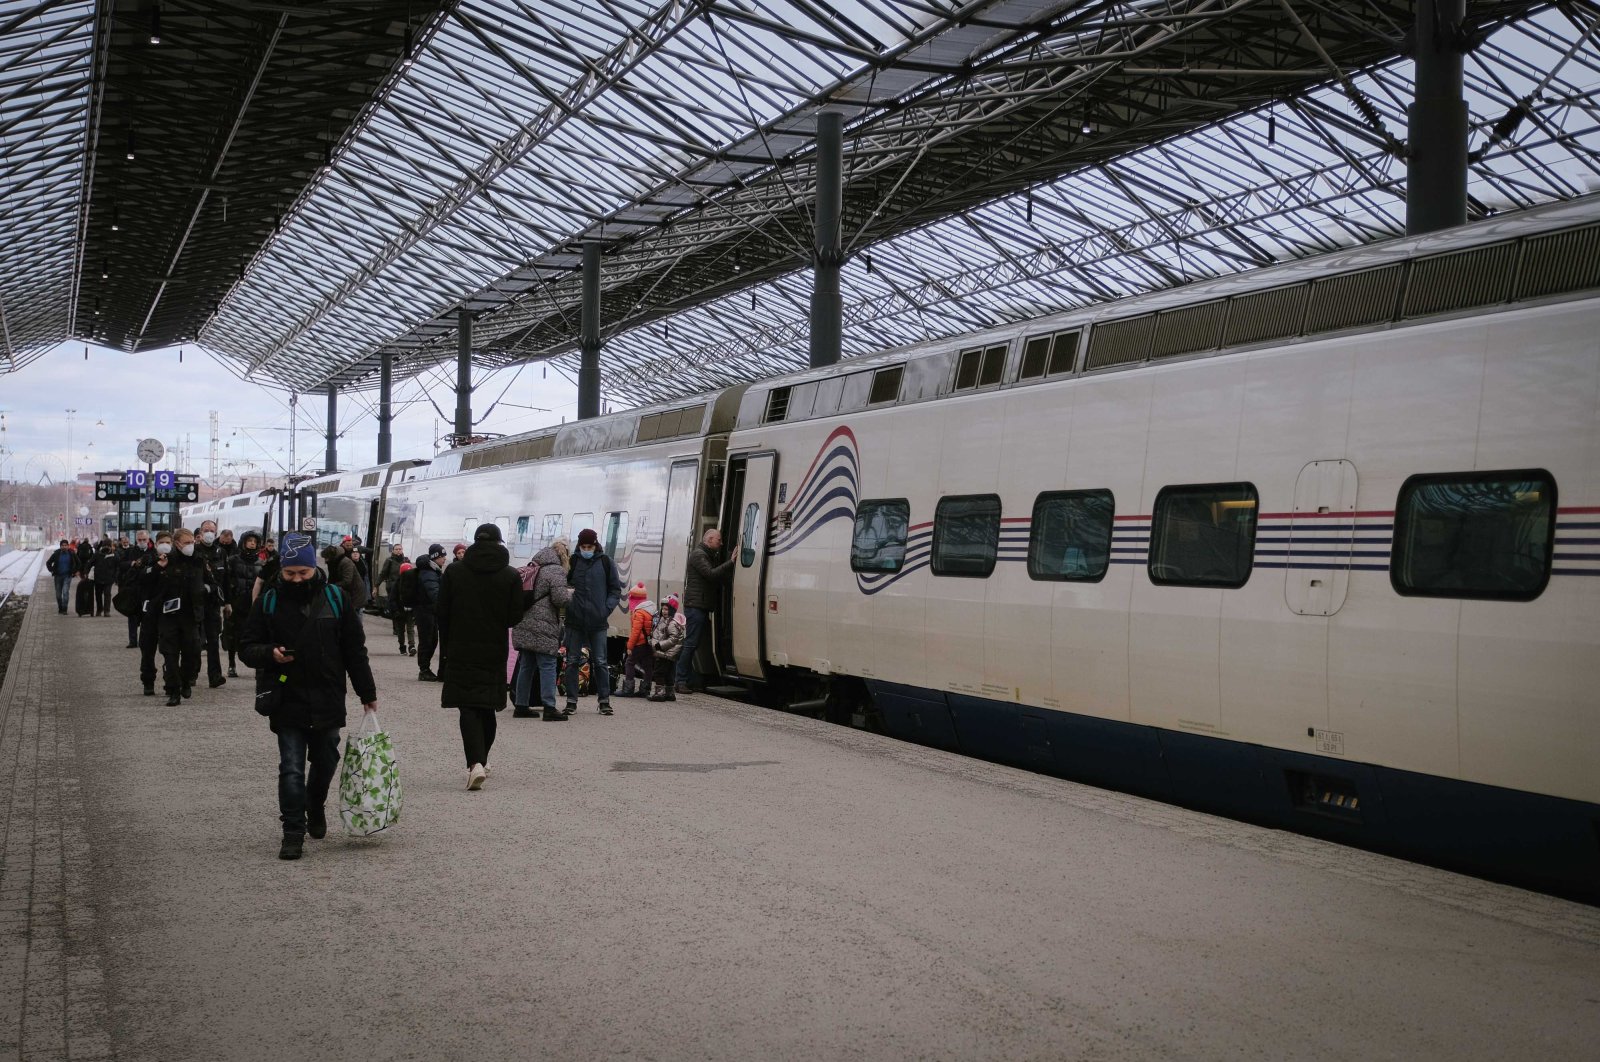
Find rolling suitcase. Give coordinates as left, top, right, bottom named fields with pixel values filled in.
left=75, top=578, right=95, bottom=616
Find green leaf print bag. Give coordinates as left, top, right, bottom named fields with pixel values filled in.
left=339, top=712, right=402, bottom=836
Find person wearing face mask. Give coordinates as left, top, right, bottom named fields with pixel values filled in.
left=154, top=528, right=208, bottom=705
left=118, top=531, right=154, bottom=648
left=414, top=544, right=446, bottom=681
left=130, top=532, right=169, bottom=694
left=223, top=531, right=262, bottom=678
left=240, top=533, right=378, bottom=861
left=375, top=542, right=406, bottom=612
left=193, top=520, right=229, bottom=689
left=563, top=528, right=622, bottom=717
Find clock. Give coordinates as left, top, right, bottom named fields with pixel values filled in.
left=136, top=438, right=164, bottom=464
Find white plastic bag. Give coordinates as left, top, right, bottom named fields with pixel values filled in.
left=339, top=712, right=402, bottom=836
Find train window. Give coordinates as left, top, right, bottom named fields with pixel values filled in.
left=1019, top=336, right=1051, bottom=380
left=932, top=494, right=1001, bottom=577
left=739, top=502, right=760, bottom=567
left=494, top=516, right=511, bottom=544
left=955, top=345, right=1007, bottom=391
left=851, top=499, right=909, bottom=572
left=955, top=348, right=982, bottom=390
left=541, top=514, right=564, bottom=544
left=572, top=513, right=595, bottom=541
left=869, top=366, right=903, bottom=405
left=978, top=343, right=1006, bottom=386
left=1048, top=332, right=1079, bottom=376
left=1148, top=483, right=1258, bottom=588
left=1391, top=470, right=1555, bottom=600
left=515, top=516, right=531, bottom=547
left=603, top=511, right=629, bottom=559
left=1028, top=490, right=1113, bottom=581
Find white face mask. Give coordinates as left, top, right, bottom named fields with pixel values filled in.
left=201, top=531, right=216, bottom=544
left=178, top=544, right=195, bottom=557
left=156, top=543, right=172, bottom=555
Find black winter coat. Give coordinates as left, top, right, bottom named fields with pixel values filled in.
left=239, top=574, right=377, bottom=733
left=91, top=550, right=119, bottom=584
left=228, top=551, right=261, bottom=608
left=154, top=551, right=209, bottom=628
left=436, top=541, right=526, bottom=710
left=565, top=550, right=621, bottom=632
left=683, top=543, right=734, bottom=611
left=415, top=559, right=442, bottom=613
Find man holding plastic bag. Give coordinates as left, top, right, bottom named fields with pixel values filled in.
left=240, top=533, right=381, bottom=861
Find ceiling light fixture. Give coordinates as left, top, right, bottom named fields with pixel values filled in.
left=125, top=127, right=136, bottom=161
left=110, top=203, right=119, bottom=231
left=149, top=2, right=161, bottom=45
left=101, top=258, right=108, bottom=279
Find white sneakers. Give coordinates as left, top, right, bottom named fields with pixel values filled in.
left=467, top=763, right=487, bottom=791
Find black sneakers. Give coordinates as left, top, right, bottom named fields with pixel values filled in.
left=181, top=685, right=192, bottom=699
left=228, top=666, right=238, bottom=678
left=209, top=675, right=227, bottom=689
left=418, top=669, right=439, bottom=682
left=306, top=807, right=327, bottom=840
left=563, top=701, right=578, bottom=717
left=598, top=702, right=614, bottom=716
left=512, top=706, right=537, bottom=718
left=541, top=707, right=568, bottom=721
left=165, top=693, right=180, bottom=706
left=278, top=834, right=304, bottom=860
left=143, top=683, right=155, bottom=696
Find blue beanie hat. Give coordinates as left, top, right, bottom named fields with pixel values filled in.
left=279, top=532, right=319, bottom=570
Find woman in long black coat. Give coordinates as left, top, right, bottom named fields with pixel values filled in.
left=435, top=523, right=527, bottom=790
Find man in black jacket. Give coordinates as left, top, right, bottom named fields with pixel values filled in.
left=436, top=524, right=526, bottom=790
left=223, top=531, right=262, bottom=678
left=194, top=520, right=229, bottom=689
left=564, top=527, right=622, bottom=716
left=240, top=533, right=377, bottom=861
left=46, top=539, right=75, bottom=614
left=154, top=528, right=210, bottom=705
left=414, top=544, right=445, bottom=681
left=676, top=529, right=733, bottom=693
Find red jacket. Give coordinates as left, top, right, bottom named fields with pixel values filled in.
left=627, top=602, right=654, bottom=650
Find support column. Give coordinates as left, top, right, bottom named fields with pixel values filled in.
left=324, top=385, right=337, bottom=474
left=579, top=242, right=601, bottom=420
left=1406, top=0, right=1468, bottom=235
left=808, top=110, right=843, bottom=369
left=377, top=352, right=393, bottom=464
left=455, top=309, right=473, bottom=439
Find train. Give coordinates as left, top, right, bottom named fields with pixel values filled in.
left=185, top=196, right=1600, bottom=902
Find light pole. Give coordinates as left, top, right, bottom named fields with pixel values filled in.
left=65, top=408, right=77, bottom=540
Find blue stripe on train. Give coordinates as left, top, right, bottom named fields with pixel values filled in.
left=863, top=679, right=1600, bottom=903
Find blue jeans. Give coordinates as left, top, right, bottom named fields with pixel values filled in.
left=512, top=649, right=560, bottom=710
left=54, top=574, right=71, bottom=612
left=277, top=726, right=341, bottom=836
left=675, top=606, right=709, bottom=686
left=563, top=627, right=610, bottom=704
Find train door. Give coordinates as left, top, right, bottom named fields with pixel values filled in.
left=720, top=450, right=777, bottom=679
left=364, top=499, right=381, bottom=554
left=656, top=460, right=699, bottom=605
left=1284, top=460, right=1358, bottom=616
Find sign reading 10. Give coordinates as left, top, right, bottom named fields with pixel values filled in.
left=124, top=469, right=177, bottom=490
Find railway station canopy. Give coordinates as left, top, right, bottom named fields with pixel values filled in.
left=3, top=0, right=1599, bottom=405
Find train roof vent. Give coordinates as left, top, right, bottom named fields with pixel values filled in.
left=360, top=472, right=380, bottom=488
left=764, top=387, right=791, bottom=424
left=1402, top=241, right=1517, bottom=318
left=1151, top=299, right=1226, bottom=359
left=1515, top=222, right=1600, bottom=300
left=1305, top=264, right=1404, bottom=335
left=1085, top=313, right=1154, bottom=369
left=1223, top=282, right=1307, bottom=346
left=636, top=412, right=663, bottom=442
left=231, top=497, right=252, bottom=508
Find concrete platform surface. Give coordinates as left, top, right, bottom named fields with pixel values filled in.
left=3, top=580, right=1599, bottom=1061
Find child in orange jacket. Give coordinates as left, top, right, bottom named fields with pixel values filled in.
left=620, top=582, right=654, bottom=697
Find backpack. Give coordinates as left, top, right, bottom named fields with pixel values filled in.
left=518, top=561, right=540, bottom=592
left=264, top=584, right=345, bottom=620
left=396, top=567, right=418, bottom=608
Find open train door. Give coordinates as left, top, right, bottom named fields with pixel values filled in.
left=722, top=450, right=777, bottom=680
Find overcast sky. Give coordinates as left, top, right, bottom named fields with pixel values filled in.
left=0, top=340, right=580, bottom=491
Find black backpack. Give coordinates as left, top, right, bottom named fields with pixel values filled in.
left=396, top=567, right=418, bottom=608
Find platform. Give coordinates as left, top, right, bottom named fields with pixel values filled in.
left=2, top=570, right=1598, bottom=1062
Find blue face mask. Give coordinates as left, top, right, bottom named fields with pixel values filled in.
left=579, top=548, right=595, bottom=559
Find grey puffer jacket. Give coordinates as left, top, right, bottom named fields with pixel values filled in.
left=511, top=546, right=573, bottom=654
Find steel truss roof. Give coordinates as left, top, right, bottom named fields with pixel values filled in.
left=4, top=1, right=1598, bottom=401
left=200, top=0, right=1593, bottom=399
left=0, top=0, right=449, bottom=369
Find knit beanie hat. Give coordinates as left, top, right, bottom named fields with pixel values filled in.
left=628, top=582, right=647, bottom=603
left=577, top=528, right=599, bottom=547
left=279, top=533, right=318, bottom=570
left=473, top=522, right=502, bottom=543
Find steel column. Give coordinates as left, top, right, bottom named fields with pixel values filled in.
left=808, top=111, right=843, bottom=369
left=1406, top=0, right=1468, bottom=235
left=579, top=241, right=601, bottom=420
left=377, top=352, right=393, bottom=464
left=455, top=309, right=473, bottom=438
left=324, top=385, right=337, bottom=474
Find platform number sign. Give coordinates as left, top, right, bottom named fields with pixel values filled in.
left=124, top=468, right=148, bottom=489
left=153, top=470, right=176, bottom=490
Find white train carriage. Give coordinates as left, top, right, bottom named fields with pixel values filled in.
left=380, top=389, right=747, bottom=642
left=296, top=460, right=428, bottom=553
left=716, top=198, right=1600, bottom=901
left=181, top=490, right=278, bottom=542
